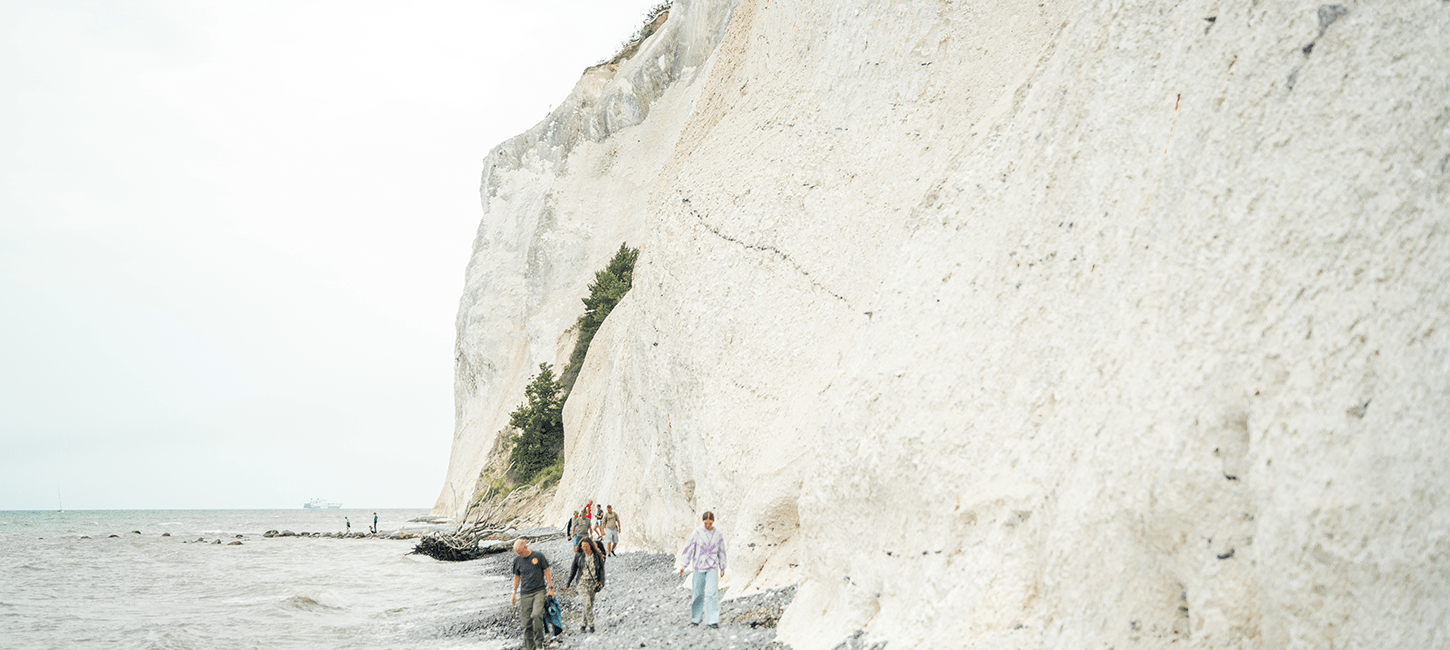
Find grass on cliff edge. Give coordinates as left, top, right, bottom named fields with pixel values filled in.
left=597, top=1, right=672, bottom=68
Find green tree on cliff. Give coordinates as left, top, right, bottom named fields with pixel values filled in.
left=561, top=242, right=639, bottom=391
left=507, top=363, right=565, bottom=483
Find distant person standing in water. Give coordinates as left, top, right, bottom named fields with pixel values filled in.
left=676, top=511, right=728, bottom=628
left=345, top=517, right=350, bottom=534
left=601, top=505, right=621, bottom=556
left=372, top=512, right=378, bottom=534
left=511, top=539, right=556, bottom=650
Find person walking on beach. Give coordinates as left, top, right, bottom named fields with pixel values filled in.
left=511, top=539, right=556, bottom=650
left=601, top=505, right=621, bottom=556
left=571, top=511, right=591, bottom=548
left=565, top=537, right=607, bottom=633
left=372, top=512, right=378, bottom=535
left=676, top=511, right=728, bottom=628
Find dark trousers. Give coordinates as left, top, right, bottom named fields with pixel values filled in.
left=518, top=589, right=547, bottom=650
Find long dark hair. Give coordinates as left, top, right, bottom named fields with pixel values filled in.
left=575, top=536, right=604, bottom=561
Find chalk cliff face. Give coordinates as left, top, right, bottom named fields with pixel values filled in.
left=436, top=0, right=737, bottom=516
left=444, top=1, right=1450, bottom=648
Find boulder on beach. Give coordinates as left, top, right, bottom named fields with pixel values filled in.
left=227, top=541, right=242, bottom=546
left=161, top=533, right=170, bottom=537
left=264, top=530, right=278, bottom=538
left=279, top=530, right=295, bottom=537
left=211, top=539, right=221, bottom=545
left=108, top=534, right=118, bottom=538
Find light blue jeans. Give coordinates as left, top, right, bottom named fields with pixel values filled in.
left=690, top=569, right=720, bottom=626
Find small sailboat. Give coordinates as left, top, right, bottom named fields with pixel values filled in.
left=57, top=489, right=64, bottom=513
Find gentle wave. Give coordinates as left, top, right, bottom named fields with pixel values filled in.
left=282, top=594, right=346, bottom=612
left=1, top=508, right=505, bottom=649
left=123, top=625, right=205, bottom=650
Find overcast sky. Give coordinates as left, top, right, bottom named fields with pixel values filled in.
left=0, top=0, right=668, bottom=511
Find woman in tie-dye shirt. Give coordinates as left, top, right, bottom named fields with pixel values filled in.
left=675, top=511, right=728, bottom=628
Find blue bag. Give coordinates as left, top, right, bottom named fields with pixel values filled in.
left=544, top=595, right=564, bottom=636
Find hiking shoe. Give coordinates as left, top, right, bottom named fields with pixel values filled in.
left=589, top=626, right=596, bottom=633
left=708, top=624, right=719, bottom=629
left=580, top=625, right=587, bottom=632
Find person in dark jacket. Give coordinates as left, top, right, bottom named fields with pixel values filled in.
left=565, top=537, right=607, bottom=632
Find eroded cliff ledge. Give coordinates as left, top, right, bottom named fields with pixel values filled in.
left=441, top=1, right=1450, bottom=648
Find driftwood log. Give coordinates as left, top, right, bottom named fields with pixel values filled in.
left=410, top=534, right=498, bottom=561
left=410, top=525, right=565, bottom=562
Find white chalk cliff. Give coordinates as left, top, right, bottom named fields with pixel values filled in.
left=438, top=1, right=1450, bottom=648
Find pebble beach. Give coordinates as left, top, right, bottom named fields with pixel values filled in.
left=439, top=537, right=796, bottom=650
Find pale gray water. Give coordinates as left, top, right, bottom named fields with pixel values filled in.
left=0, top=509, right=508, bottom=650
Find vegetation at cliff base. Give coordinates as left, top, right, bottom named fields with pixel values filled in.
left=506, top=363, right=566, bottom=485
left=561, top=242, right=639, bottom=391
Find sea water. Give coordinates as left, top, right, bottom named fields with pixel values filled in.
left=0, top=509, right=509, bottom=650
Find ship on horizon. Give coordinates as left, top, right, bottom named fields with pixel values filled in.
left=303, top=498, right=342, bottom=509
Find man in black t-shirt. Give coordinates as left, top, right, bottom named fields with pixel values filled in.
left=511, top=539, right=555, bottom=650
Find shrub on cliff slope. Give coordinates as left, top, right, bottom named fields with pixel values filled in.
left=561, top=243, right=639, bottom=391
left=506, top=363, right=565, bottom=484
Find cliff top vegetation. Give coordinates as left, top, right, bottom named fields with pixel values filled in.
left=593, top=1, right=671, bottom=69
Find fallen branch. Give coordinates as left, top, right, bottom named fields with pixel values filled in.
left=410, top=534, right=510, bottom=562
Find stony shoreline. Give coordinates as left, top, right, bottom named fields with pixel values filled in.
left=262, top=528, right=421, bottom=540
left=438, top=537, right=795, bottom=650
